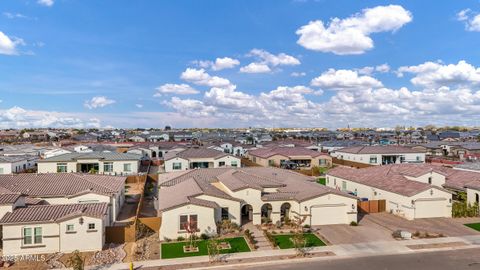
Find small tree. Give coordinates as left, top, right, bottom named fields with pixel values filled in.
left=206, top=237, right=221, bottom=263
left=184, top=218, right=198, bottom=249
left=291, top=216, right=308, bottom=257
left=66, top=250, right=85, bottom=270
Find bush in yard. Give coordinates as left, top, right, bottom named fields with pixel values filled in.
left=177, top=236, right=185, bottom=241
left=66, top=250, right=85, bottom=270
left=350, top=221, right=358, bottom=226
left=201, top=233, right=210, bottom=240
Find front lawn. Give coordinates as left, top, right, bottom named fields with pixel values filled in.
left=273, top=233, right=326, bottom=249
left=465, top=223, right=480, bottom=231
left=317, top=177, right=326, bottom=185
left=161, top=237, right=250, bottom=259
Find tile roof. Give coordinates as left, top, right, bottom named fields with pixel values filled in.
left=335, top=145, right=424, bottom=155
left=0, top=203, right=108, bottom=224
left=39, top=151, right=143, bottom=162
left=248, top=147, right=328, bottom=159
left=0, top=173, right=125, bottom=197
left=158, top=167, right=355, bottom=211
left=164, top=148, right=230, bottom=161
left=0, top=193, right=22, bottom=205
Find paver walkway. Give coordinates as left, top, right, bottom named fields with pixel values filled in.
left=243, top=222, right=272, bottom=251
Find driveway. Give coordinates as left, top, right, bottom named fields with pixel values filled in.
left=362, top=212, right=480, bottom=237
left=314, top=217, right=393, bottom=244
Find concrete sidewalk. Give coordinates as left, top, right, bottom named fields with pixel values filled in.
left=98, top=234, right=480, bottom=270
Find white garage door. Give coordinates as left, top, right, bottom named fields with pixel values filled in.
left=310, top=204, right=347, bottom=225
left=414, top=199, right=447, bottom=219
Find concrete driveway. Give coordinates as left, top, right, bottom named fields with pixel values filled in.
left=362, top=213, right=480, bottom=237
left=314, top=217, right=393, bottom=244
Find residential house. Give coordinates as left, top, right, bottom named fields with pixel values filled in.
left=37, top=152, right=142, bottom=175
left=332, top=146, right=426, bottom=166
left=0, top=157, right=36, bottom=174
left=164, top=148, right=241, bottom=173
left=158, top=167, right=357, bottom=239
left=247, top=147, right=332, bottom=169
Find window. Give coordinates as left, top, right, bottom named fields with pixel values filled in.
left=123, top=163, right=132, bottom=172
left=103, top=162, right=113, bottom=172
left=88, top=223, right=96, bottom=230
left=369, top=156, right=377, bottom=164
left=172, top=162, right=182, bottom=170
left=342, top=181, right=347, bottom=191
left=57, top=163, right=67, bottom=173
left=24, top=227, right=42, bottom=245
left=231, top=160, right=238, bottom=167
left=0, top=168, right=3, bottom=174
left=179, top=214, right=198, bottom=231
left=476, top=193, right=479, bottom=204
left=221, top=207, right=229, bottom=220
left=428, top=177, right=432, bottom=184
left=66, top=224, right=75, bottom=232
left=219, top=161, right=226, bottom=167
left=416, top=156, right=421, bottom=161
left=319, top=159, right=326, bottom=166
left=268, top=160, right=275, bottom=166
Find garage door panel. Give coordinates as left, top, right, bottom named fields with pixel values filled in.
left=311, top=205, right=347, bottom=225
left=414, top=199, right=447, bottom=219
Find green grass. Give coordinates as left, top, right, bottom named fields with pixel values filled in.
left=317, top=177, right=326, bottom=185
left=161, top=237, right=250, bottom=259
left=465, top=223, right=480, bottom=231
left=272, top=233, right=326, bottom=249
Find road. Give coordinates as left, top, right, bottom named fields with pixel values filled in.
left=236, top=248, right=480, bottom=270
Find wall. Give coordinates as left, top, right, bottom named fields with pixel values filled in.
left=334, top=151, right=425, bottom=166
left=164, top=157, right=189, bottom=173
left=196, top=194, right=241, bottom=225
left=38, top=160, right=139, bottom=175
left=214, top=156, right=241, bottom=168
left=159, top=204, right=217, bottom=240
left=59, top=216, right=104, bottom=253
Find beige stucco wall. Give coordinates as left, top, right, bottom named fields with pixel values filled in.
left=333, top=152, right=426, bottom=166
left=37, top=160, right=139, bottom=175
left=248, top=154, right=332, bottom=168
left=159, top=204, right=217, bottom=240
left=164, top=157, right=189, bottom=172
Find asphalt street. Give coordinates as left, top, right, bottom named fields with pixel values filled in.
left=235, top=248, right=480, bottom=270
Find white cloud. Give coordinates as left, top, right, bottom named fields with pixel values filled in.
left=0, top=31, right=23, bottom=55
left=456, top=9, right=480, bottom=31
left=296, top=5, right=412, bottom=55
left=240, top=63, right=271, bottom=73
left=248, top=49, right=301, bottom=66
left=84, top=96, right=116, bottom=109
left=135, top=104, right=143, bottom=108
left=291, top=72, right=307, bottom=77
left=3, top=12, right=28, bottom=19
left=37, top=0, right=54, bottom=7
left=311, top=69, right=383, bottom=90
left=397, top=60, right=480, bottom=88
left=376, top=64, right=390, bottom=73
left=180, top=68, right=232, bottom=87
left=154, top=83, right=199, bottom=97
left=357, top=64, right=390, bottom=75
left=0, top=106, right=101, bottom=128
left=194, top=57, right=240, bottom=71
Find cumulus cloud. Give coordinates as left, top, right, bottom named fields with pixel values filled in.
left=37, top=0, right=54, bottom=7
left=311, top=69, right=383, bottom=90
left=456, top=9, right=480, bottom=31
left=180, top=68, right=232, bottom=87
left=0, top=106, right=101, bottom=128
left=0, top=31, right=24, bottom=55
left=357, top=64, right=390, bottom=75
left=154, top=83, right=199, bottom=97
left=240, top=63, right=271, bottom=73
left=296, top=5, right=412, bottom=55
left=240, top=49, right=300, bottom=74
left=397, top=60, right=480, bottom=88
left=84, top=96, right=116, bottom=109
left=291, top=72, right=307, bottom=77
left=195, top=57, right=240, bottom=71
left=3, top=12, right=28, bottom=19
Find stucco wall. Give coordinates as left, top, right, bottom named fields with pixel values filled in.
left=159, top=204, right=217, bottom=240
left=37, top=160, right=139, bottom=175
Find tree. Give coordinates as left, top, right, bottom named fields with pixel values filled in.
left=66, top=250, right=85, bottom=270
left=184, top=218, right=198, bottom=250
left=206, top=237, right=221, bottom=263
left=291, top=216, right=308, bottom=257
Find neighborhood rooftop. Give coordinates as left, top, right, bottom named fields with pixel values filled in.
left=164, top=148, right=230, bottom=160
left=248, top=146, right=327, bottom=158
left=336, top=145, right=424, bottom=154
left=38, top=151, right=143, bottom=162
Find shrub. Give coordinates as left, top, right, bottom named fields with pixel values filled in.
left=177, top=236, right=185, bottom=241
left=163, top=237, right=171, bottom=242
left=303, top=224, right=311, bottom=229
left=350, top=221, right=358, bottom=226
left=200, top=233, right=210, bottom=240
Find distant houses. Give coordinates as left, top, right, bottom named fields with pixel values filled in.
left=163, top=148, right=241, bottom=173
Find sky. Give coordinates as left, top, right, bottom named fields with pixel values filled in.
left=1, top=0, right=480, bottom=129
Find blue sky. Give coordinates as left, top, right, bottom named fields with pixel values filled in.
left=1, top=0, right=480, bottom=128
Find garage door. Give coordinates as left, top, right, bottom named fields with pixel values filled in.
left=310, top=204, right=347, bottom=225
left=414, top=199, right=447, bottom=219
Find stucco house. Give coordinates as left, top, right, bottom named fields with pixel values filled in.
left=331, top=146, right=426, bottom=166
left=246, top=147, right=332, bottom=168
left=0, top=156, right=36, bottom=174
left=163, top=148, right=241, bottom=173
left=158, top=167, right=357, bottom=240
left=37, top=152, right=142, bottom=175
left=0, top=201, right=109, bottom=256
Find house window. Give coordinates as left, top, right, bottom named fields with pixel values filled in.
left=123, top=163, right=132, bottom=172
left=268, top=160, right=275, bottom=166
left=219, top=161, right=226, bottom=167
left=369, top=156, right=377, bottom=164
left=57, top=163, right=67, bottom=173
left=24, top=227, right=42, bottom=245
left=103, top=162, right=113, bottom=172
left=179, top=214, right=198, bottom=231
left=88, top=223, right=96, bottom=230
left=428, top=177, right=432, bottom=184
left=172, top=162, right=182, bottom=170
left=342, top=181, right=347, bottom=191
left=66, top=224, right=75, bottom=232
left=231, top=160, right=238, bottom=167
left=221, top=207, right=229, bottom=220
left=416, top=156, right=421, bottom=161
left=476, top=193, right=479, bottom=204
left=319, top=159, right=326, bottom=166
left=0, top=168, right=3, bottom=174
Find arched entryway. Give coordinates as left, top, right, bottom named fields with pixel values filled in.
left=280, top=203, right=291, bottom=222
left=261, top=203, right=272, bottom=223
left=241, top=204, right=253, bottom=225
left=151, top=151, right=157, bottom=158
